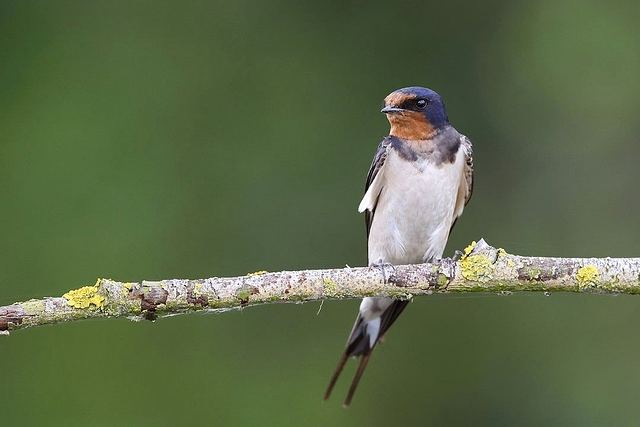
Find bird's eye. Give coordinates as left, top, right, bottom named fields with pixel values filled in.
left=416, top=99, right=427, bottom=109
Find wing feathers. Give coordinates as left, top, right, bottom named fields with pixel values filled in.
left=361, top=138, right=391, bottom=237
left=358, top=169, right=385, bottom=213
left=451, top=135, right=474, bottom=232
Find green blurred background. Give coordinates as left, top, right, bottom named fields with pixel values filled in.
left=1, top=0, right=640, bottom=425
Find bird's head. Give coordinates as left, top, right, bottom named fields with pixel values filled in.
left=381, top=86, right=449, bottom=140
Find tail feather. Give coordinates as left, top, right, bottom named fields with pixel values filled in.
left=379, top=300, right=409, bottom=338
left=343, top=354, right=371, bottom=407
left=323, top=352, right=348, bottom=401
left=324, top=299, right=409, bottom=405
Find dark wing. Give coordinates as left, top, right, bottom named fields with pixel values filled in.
left=363, top=138, right=391, bottom=238
left=450, top=135, right=474, bottom=233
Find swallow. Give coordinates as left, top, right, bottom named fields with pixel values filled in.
left=324, top=86, right=474, bottom=406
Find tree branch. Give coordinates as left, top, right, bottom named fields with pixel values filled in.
left=2, top=239, right=640, bottom=335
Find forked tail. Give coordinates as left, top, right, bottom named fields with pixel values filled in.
left=324, top=299, right=409, bottom=406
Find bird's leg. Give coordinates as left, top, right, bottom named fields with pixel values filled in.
left=369, top=260, right=396, bottom=284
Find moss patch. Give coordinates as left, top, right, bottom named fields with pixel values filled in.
left=322, top=277, right=339, bottom=296
left=436, top=273, right=449, bottom=288
left=235, top=285, right=258, bottom=304
left=63, top=285, right=105, bottom=309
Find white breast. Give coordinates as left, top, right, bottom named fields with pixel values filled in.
left=363, top=148, right=464, bottom=265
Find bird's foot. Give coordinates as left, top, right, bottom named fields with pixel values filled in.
left=451, top=249, right=465, bottom=262
left=369, top=261, right=396, bottom=284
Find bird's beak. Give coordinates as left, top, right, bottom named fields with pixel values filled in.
left=380, top=106, right=405, bottom=114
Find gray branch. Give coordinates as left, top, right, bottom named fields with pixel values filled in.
left=2, top=239, right=640, bottom=335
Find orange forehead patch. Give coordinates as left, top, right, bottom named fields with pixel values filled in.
left=384, top=91, right=415, bottom=107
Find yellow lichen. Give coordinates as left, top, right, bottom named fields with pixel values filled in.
left=63, top=284, right=105, bottom=309
left=323, top=277, right=339, bottom=296
left=247, top=270, right=268, bottom=276
left=193, top=282, right=204, bottom=294
left=576, top=265, right=600, bottom=289
left=462, top=241, right=477, bottom=259
left=460, top=254, right=493, bottom=281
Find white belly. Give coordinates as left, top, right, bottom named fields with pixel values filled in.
left=367, top=149, right=463, bottom=265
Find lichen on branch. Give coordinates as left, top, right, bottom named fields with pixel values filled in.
left=1, top=239, right=639, bottom=335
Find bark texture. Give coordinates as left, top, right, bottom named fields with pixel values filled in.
left=2, top=240, right=639, bottom=335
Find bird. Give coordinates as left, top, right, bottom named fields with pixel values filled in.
left=323, top=86, right=474, bottom=406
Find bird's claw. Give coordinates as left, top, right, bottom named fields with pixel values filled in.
left=369, top=262, right=396, bottom=284
left=452, top=249, right=465, bottom=262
